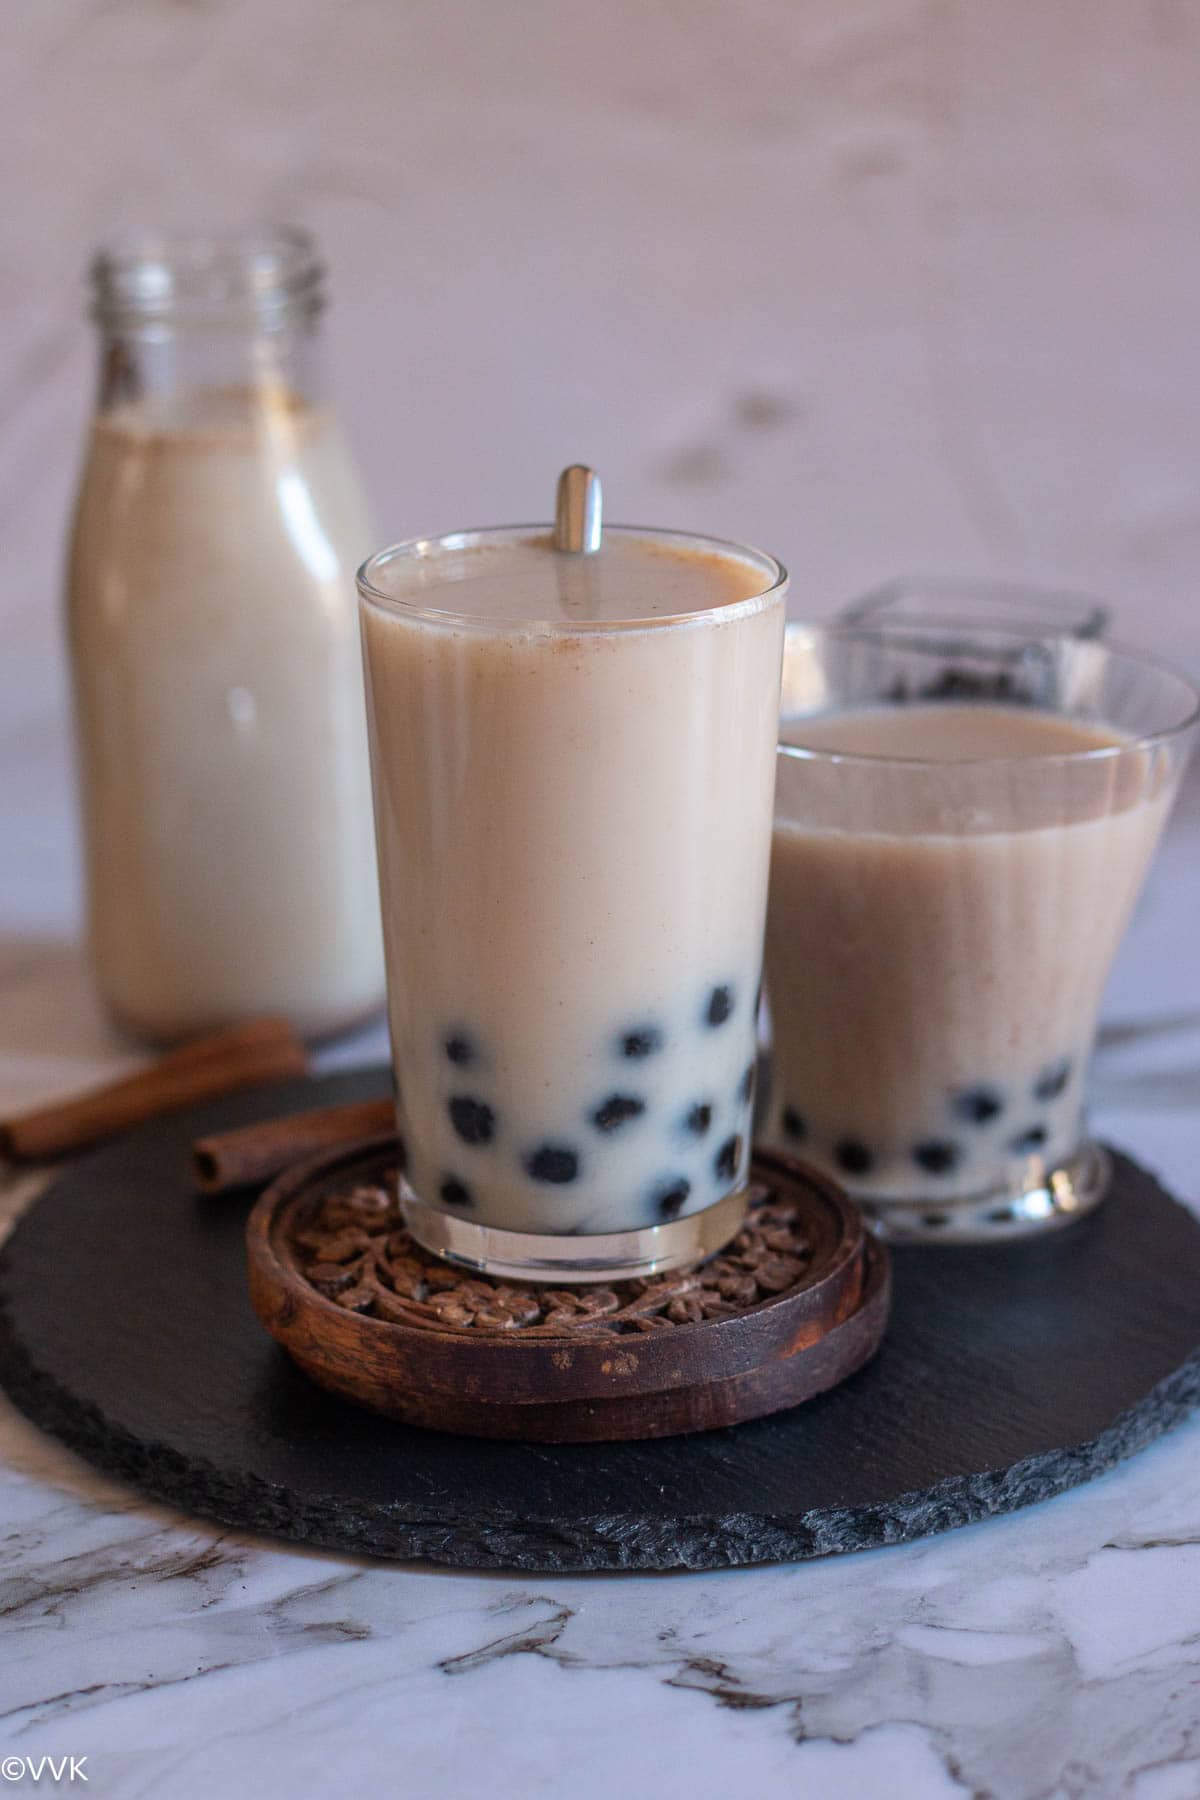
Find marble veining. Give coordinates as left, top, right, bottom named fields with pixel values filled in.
left=0, top=786, right=1197, bottom=1800
left=2, top=796, right=1200, bottom=1797
left=3, top=2, right=1200, bottom=1790
left=2, top=1390, right=1200, bottom=1797
left=0, top=766, right=1196, bottom=1793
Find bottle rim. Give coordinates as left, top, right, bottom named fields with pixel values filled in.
left=89, top=224, right=323, bottom=329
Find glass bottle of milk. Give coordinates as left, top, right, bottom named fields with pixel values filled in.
left=66, top=226, right=385, bottom=1042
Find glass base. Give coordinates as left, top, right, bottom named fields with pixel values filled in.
left=857, top=1142, right=1110, bottom=1245
left=399, top=1177, right=753, bottom=1284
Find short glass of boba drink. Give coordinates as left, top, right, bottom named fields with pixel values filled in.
left=765, top=624, right=1198, bottom=1242
left=358, top=499, right=786, bottom=1281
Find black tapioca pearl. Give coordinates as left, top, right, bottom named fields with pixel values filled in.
left=439, top=1176, right=473, bottom=1208
left=714, top=1134, right=742, bottom=1181
left=684, top=1101, right=713, bottom=1138
left=444, top=1032, right=476, bottom=1067
left=953, top=1086, right=1004, bottom=1126
left=781, top=1106, right=807, bottom=1144
left=652, top=1176, right=692, bottom=1221
left=1009, top=1125, right=1048, bottom=1155
left=738, top=1062, right=756, bottom=1105
left=447, top=1096, right=495, bottom=1146
left=591, top=1093, right=646, bottom=1134
left=524, top=1143, right=580, bottom=1184
left=619, top=1024, right=663, bottom=1060
left=913, top=1139, right=962, bottom=1176
left=684, top=1101, right=713, bottom=1137
left=705, top=985, right=735, bottom=1028
left=1034, top=1059, right=1072, bottom=1102
left=834, top=1138, right=873, bottom=1176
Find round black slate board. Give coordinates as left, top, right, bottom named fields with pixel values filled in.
left=2, top=1068, right=1199, bottom=1573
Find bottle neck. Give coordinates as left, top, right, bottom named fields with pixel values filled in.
left=88, top=226, right=327, bottom=415
left=94, top=315, right=325, bottom=414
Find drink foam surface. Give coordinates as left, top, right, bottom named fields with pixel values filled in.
left=365, top=532, right=774, bottom=628
left=780, top=703, right=1130, bottom=761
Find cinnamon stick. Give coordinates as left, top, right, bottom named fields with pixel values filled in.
left=192, top=1097, right=395, bottom=1194
left=0, top=1017, right=309, bottom=1163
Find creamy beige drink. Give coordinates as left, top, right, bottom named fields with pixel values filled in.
left=766, top=702, right=1174, bottom=1213
left=68, top=387, right=384, bottom=1041
left=360, top=527, right=785, bottom=1251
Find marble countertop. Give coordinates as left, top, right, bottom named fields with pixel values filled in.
left=8, top=0, right=1200, bottom=948
left=2, top=796, right=1199, bottom=1800
left=4, top=4, right=1200, bottom=1789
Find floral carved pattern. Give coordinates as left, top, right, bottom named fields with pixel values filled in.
left=289, top=1167, right=816, bottom=1337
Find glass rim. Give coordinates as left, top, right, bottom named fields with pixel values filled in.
left=357, top=524, right=788, bottom=635
left=841, top=574, right=1111, bottom=635
left=777, top=622, right=1200, bottom=770
left=89, top=223, right=323, bottom=328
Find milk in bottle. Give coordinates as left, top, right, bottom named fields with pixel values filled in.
left=67, top=228, right=384, bottom=1041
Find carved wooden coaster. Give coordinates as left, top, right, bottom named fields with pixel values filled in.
left=246, top=1137, right=891, bottom=1442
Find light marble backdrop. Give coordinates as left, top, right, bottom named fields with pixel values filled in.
left=4, top=0, right=1200, bottom=929
left=4, top=11, right=1200, bottom=1796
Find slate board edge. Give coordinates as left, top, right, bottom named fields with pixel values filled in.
left=2, top=1167, right=1199, bottom=1575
